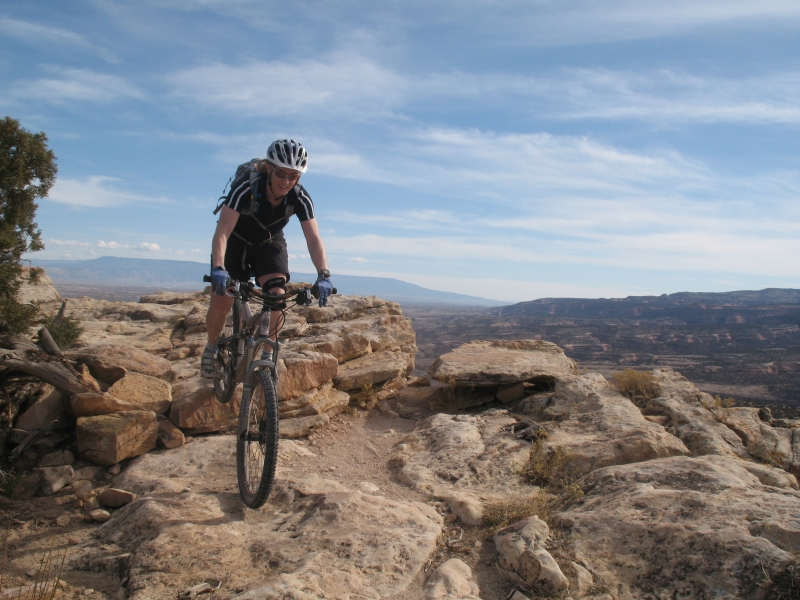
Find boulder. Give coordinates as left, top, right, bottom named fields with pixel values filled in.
left=528, top=373, right=691, bottom=479
left=71, top=392, right=143, bottom=417
left=281, top=413, right=330, bottom=438
left=97, top=488, right=137, bottom=507
left=721, top=407, right=797, bottom=472
left=16, top=268, right=60, bottom=304
left=101, top=436, right=443, bottom=599
left=334, top=350, right=410, bottom=392
left=15, top=385, right=64, bottom=431
left=493, top=516, right=569, bottom=594
left=561, top=456, right=800, bottom=599
left=39, top=449, right=75, bottom=467
left=297, top=332, right=372, bottom=363
left=424, top=558, right=481, bottom=600
left=66, top=345, right=172, bottom=383
left=169, top=377, right=240, bottom=434
left=157, top=417, right=185, bottom=449
left=108, top=372, right=172, bottom=414
left=277, top=350, right=338, bottom=400
left=428, top=340, right=576, bottom=387
left=76, top=410, right=159, bottom=466
left=391, top=410, right=533, bottom=523
left=39, top=465, right=74, bottom=495
left=278, top=382, right=350, bottom=419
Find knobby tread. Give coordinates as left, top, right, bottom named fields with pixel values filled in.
left=236, top=368, right=279, bottom=508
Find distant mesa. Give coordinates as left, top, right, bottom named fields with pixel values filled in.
left=30, top=256, right=503, bottom=307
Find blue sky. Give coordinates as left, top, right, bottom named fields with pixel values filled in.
left=3, top=1, right=799, bottom=302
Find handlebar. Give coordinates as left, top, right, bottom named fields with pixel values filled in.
left=202, top=275, right=337, bottom=301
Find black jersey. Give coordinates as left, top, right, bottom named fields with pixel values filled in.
left=224, top=173, right=315, bottom=243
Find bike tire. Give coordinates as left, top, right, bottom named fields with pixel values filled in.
left=213, top=298, right=242, bottom=404
left=236, top=368, right=279, bottom=508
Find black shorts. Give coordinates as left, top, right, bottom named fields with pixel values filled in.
left=225, top=234, right=290, bottom=284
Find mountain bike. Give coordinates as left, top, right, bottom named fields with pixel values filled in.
left=202, top=275, right=333, bottom=508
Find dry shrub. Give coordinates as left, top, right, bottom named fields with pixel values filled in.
left=521, top=429, right=569, bottom=487
left=764, top=560, right=800, bottom=600
left=612, top=369, right=659, bottom=405
left=1, top=533, right=67, bottom=600
left=482, top=494, right=547, bottom=534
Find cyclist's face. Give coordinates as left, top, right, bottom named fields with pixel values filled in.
left=268, top=164, right=301, bottom=195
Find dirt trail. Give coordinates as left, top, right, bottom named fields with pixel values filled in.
left=1, top=401, right=517, bottom=599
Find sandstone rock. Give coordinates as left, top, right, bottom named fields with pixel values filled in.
left=278, top=382, right=350, bottom=419
left=84, top=497, right=100, bottom=512
left=73, top=466, right=102, bottom=481
left=90, top=509, right=111, bottom=522
left=297, top=332, right=372, bottom=363
left=281, top=413, right=330, bottom=438
left=39, top=449, right=75, bottom=467
left=139, top=291, right=206, bottom=305
left=107, top=463, right=121, bottom=475
left=56, top=515, right=71, bottom=527
left=562, top=455, right=800, bottom=599
left=424, top=558, right=481, bottom=599
left=157, top=417, right=185, bottom=448
left=392, top=411, right=533, bottom=523
left=97, top=488, right=137, bottom=507
left=101, top=436, right=443, bottom=599
left=334, top=350, right=409, bottom=392
left=497, top=382, right=526, bottom=404
left=76, top=410, right=159, bottom=466
left=16, top=268, right=60, bottom=304
left=39, top=465, right=74, bottom=495
left=721, top=407, right=796, bottom=472
left=107, top=372, right=172, bottom=414
left=572, top=561, right=594, bottom=596
left=15, top=385, right=64, bottom=431
left=277, top=350, right=338, bottom=400
left=167, top=347, right=191, bottom=361
left=529, top=373, right=690, bottom=479
left=429, top=340, right=576, bottom=386
left=169, top=377, right=240, bottom=434
left=12, top=472, right=41, bottom=500
left=73, top=480, right=93, bottom=500
left=494, top=516, right=568, bottom=594
left=71, top=392, right=143, bottom=417
left=67, top=345, right=171, bottom=383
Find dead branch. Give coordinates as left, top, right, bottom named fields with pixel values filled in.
left=0, top=349, right=96, bottom=397
left=38, top=327, right=63, bottom=358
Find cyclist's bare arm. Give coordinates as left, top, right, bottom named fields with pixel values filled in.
left=212, top=206, right=239, bottom=269
left=300, top=218, right=329, bottom=274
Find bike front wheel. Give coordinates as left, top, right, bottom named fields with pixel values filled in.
left=236, top=369, right=279, bottom=508
left=213, top=298, right=242, bottom=404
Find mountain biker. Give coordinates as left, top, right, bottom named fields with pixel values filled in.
left=201, top=139, right=332, bottom=379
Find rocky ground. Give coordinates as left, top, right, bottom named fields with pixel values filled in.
left=1, top=273, right=799, bottom=599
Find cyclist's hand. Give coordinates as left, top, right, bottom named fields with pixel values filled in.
left=312, top=273, right=333, bottom=307
left=211, top=267, right=231, bottom=296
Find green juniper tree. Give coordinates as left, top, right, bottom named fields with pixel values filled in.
left=0, top=117, right=57, bottom=336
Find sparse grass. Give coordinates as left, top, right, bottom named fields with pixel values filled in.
left=482, top=494, right=546, bottom=535
left=612, top=369, right=660, bottom=405
left=1, top=532, right=67, bottom=600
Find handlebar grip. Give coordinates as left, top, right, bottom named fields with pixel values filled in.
left=203, top=275, right=212, bottom=283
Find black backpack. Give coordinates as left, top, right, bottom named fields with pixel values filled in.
left=213, top=159, right=297, bottom=226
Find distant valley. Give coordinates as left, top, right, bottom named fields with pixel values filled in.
left=406, top=288, right=800, bottom=417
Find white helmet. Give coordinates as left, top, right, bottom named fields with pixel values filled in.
left=266, top=139, right=308, bottom=173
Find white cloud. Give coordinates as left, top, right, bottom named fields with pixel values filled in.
left=49, top=176, right=170, bottom=208
left=9, top=68, right=142, bottom=104
left=168, top=54, right=405, bottom=119
left=98, top=240, right=128, bottom=249
left=0, top=17, right=91, bottom=47
left=138, top=242, right=161, bottom=251
left=350, top=257, right=368, bottom=263
left=47, top=239, right=90, bottom=247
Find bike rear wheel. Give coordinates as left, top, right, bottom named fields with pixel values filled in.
left=213, top=298, right=242, bottom=404
left=236, top=369, right=279, bottom=508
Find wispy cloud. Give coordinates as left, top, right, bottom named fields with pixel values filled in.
left=8, top=68, right=142, bottom=104
left=49, top=176, right=170, bottom=208
left=97, top=241, right=162, bottom=251
left=0, top=17, right=116, bottom=62
left=47, top=239, right=90, bottom=247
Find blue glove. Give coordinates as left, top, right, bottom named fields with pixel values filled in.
left=312, top=273, right=333, bottom=307
left=211, top=267, right=230, bottom=296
